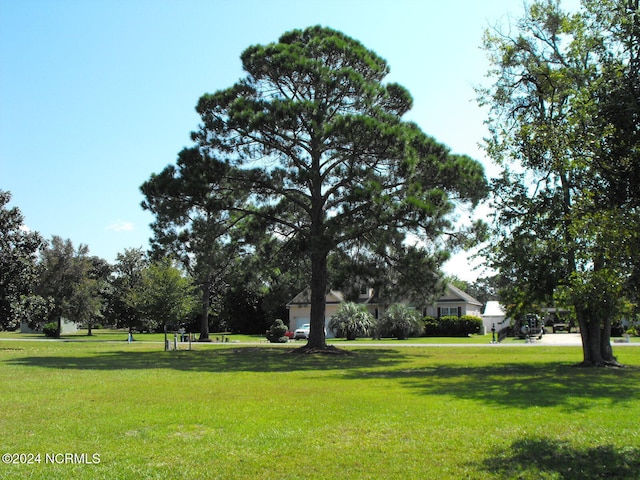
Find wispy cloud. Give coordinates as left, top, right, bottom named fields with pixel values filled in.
left=106, top=221, right=135, bottom=232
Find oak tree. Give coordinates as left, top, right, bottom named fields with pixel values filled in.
left=0, top=191, right=44, bottom=330
left=480, top=0, right=640, bottom=365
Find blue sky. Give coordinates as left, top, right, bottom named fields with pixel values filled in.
left=0, top=0, right=569, bottom=281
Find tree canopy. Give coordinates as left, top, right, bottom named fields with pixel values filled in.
left=32, top=236, right=107, bottom=336
left=141, top=147, right=250, bottom=341
left=479, top=0, right=640, bottom=365
left=0, top=191, right=44, bottom=330
left=188, top=26, right=488, bottom=351
left=128, top=258, right=197, bottom=333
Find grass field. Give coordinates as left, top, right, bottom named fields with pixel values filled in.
left=1, top=335, right=639, bottom=479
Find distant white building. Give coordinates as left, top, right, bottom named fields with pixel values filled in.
left=20, top=318, right=78, bottom=334
left=481, top=301, right=510, bottom=335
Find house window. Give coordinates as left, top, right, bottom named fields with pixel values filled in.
left=440, top=307, right=460, bottom=317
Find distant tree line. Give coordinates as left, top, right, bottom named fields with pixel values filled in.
left=0, top=190, right=305, bottom=336
left=2, top=189, right=497, bottom=337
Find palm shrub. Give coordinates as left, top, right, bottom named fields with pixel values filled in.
left=377, top=304, right=423, bottom=340
left=329, top=302, right=374, bottom=340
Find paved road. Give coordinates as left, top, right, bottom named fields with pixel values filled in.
left=537, top=333, right=583, bottom=346
left=536, top=332, right=639, bottom=347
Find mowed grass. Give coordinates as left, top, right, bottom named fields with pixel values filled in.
left=0, top=339, right=639, bottom=479
left=0, top=329, right=510, bottom=344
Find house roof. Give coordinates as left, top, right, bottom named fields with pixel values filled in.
left=287, top=289, right=345, bottom=307
left=482, top=301, right=506, bottom=317
left=440, top=284, right=483, bottom=306
left=287, top=283, right=483, bottom=308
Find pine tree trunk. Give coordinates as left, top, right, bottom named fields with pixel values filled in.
left=306, top=249, right=328, bottom=350
left=199, top=274, right=211, bottom=342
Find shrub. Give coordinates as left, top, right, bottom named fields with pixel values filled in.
left=438, top=315, right=482, bottom=337
left=459, top=315, right=483, bottom=335
left=266, top=319, right=289, bottom=343
left=423, top=316, right=439, bottom=336
left=329, top=302, right=374, bottom=340
left=376, top=304, right=423, bottom=340
left=42, top=322, right=59, bottom=338
left=439, top=316, right=458, bottom=336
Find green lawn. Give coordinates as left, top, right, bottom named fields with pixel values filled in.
left=1, top=338, right=638, bottom=479
left=1, top=328, right=610, bottom=344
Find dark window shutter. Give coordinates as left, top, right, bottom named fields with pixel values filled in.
left=458, top=307, right=462, bottom=317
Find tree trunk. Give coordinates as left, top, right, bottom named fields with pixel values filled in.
left=600, top=317, right=615, bottom=364
left=199, top=274, right=211, bottom=342
left=578, top=308, right=619, bottom=367
left=296, top=144, right=345, bottom=354
left=306, top=248, right=328, bottom=350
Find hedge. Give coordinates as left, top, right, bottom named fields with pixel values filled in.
left=423, top=315, right=482, bottom=337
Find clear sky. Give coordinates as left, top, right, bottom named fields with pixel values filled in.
left=0, top=0, right=566, bottom=281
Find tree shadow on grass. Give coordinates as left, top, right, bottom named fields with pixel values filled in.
left=477, top=437, right=640, bottom=479
left=6, top=347, right=640, bottom=410
left=350, top=361, right=640, bottom=410
left=3, top=347, right=412, bottom=374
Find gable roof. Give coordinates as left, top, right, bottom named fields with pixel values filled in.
left=287, top=283, right=482, bottom=307
left=287, top=289, right=345, bottom=307
left=442, top=284, right=483, bottom=306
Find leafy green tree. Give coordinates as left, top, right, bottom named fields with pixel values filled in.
left=67, top=255, right=110, bottom=335
left=329, top=302, right=374, bottom=340
left=141, top=147, right=250, bottom=341
left=34, top=236, right=104, bottom=336
left=12, top=294, right=54, bottom=331
left=0, top=191, right=44, bottom=330
left=445, top=275, right=499, bottom=311
left=479, top=0, right=639, bottom=365
left=192, top=26, right=487, bottom=352
left=580, top=0, right=640, bottom=326
left=376, top=303, right=422, bottom=340
left=129, top=258, right=197, bottom=333
left=107, top=248, right=148, bottom=334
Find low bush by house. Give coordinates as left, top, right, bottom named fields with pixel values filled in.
left=423, top=315, right=482, bottom=337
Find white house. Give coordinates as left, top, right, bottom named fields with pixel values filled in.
left=287, top=284, right=483, bottom=338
